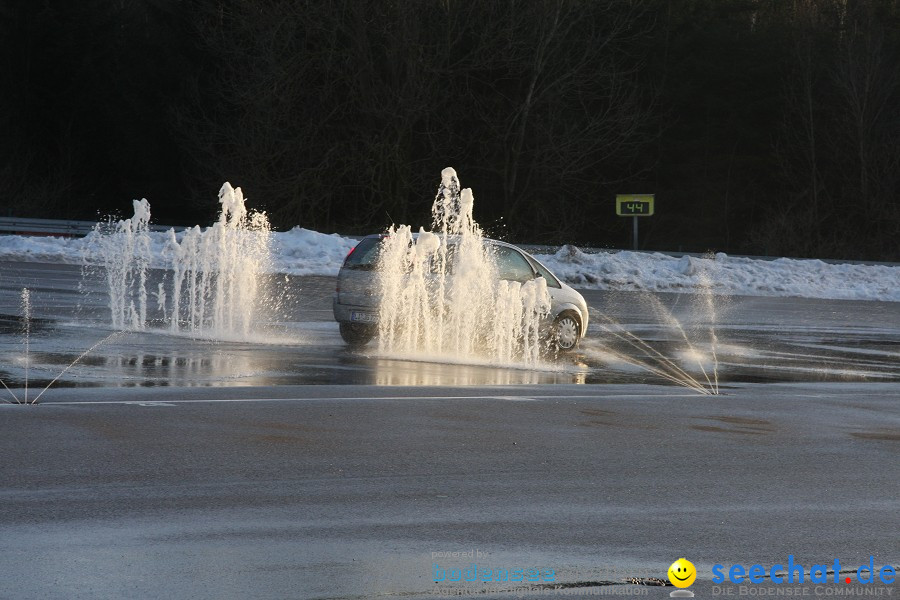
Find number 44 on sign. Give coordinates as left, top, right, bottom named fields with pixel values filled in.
left=616, top=194, right=654, bottom=216
left=616, top=194, right=655, bottom=250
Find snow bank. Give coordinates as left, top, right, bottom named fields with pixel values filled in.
left=0, top=228, right=357, bottom=276
left=271, top=227, right=357, bottom=276
left=0, top=234, right=88, bottom=264
left=536, top=246, right=900, bottom=302
left=1, top=231, right=898, bottom=302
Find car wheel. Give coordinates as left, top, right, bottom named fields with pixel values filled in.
left=339, top=322, right=375, bottom=346
left=551, top=311, right=581, bottom=352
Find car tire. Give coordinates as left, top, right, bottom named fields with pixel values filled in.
left=551, top=311, right=581, bottom=352
left=339, top=322, right=375, bottom=346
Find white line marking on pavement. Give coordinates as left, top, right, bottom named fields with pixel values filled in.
left=39, top=393, right=703, bottom=406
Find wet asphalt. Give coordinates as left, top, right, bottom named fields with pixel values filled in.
left=1, top=261, right=898, bottom=390
left=0, top=260, right=898, bottom=599
left=1, top=384, right=898, bottom=599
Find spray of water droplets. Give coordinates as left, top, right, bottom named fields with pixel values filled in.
left=87, top=183, right=272, bottom=338
left=377, top=168, right=550, bottom=364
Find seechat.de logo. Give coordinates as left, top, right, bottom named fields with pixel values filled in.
left=711, top=556, right=896, bottom=585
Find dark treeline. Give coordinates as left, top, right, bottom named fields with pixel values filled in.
left=2, top=0, right=898, bottom=259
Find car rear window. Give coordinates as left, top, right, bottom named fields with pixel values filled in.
left=342, top=237, right=382, bottom=270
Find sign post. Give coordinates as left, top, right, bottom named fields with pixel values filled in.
left=615, top=194, right=654, bottom=250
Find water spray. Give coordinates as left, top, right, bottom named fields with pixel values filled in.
left=0, top=288, right=126, bottom=404
left=22, top=288, right=30, bottom=403
left=377, top=168, right=551, bottom=364
left=587, top=306, right=719, bottom=395
left=88, top=183, right=272, bottom=338
left=30, top=330, right=127, bottom=404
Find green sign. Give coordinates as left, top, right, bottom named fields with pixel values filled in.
left=616, top=194, right=655, bottom=216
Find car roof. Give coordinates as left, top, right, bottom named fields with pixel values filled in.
left=361, top=232, right=521, bottom=251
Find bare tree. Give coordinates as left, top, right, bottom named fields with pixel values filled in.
left=763, top=0, right=900, bottom=258
left=831, top=1, right=899, bottom=218
left=462, top=0, right=656, bottom=240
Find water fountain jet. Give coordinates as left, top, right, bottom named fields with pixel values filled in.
left=0, top=288, right=126, bottom=404
left=22, top=288, right=30, bottom=403
left=87, top=183, right=272, bottom=338
left=587, top=305, right=719, bottom=395
left=376, top=168, right=551, bottom=365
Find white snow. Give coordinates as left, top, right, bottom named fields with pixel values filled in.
left=534, top=245, right=900, bottom=302
left=271, top=227, right=357, bottom=276
left=1, top=230, right=898, bottom=302
left=0, top=234, right=88, bottom=264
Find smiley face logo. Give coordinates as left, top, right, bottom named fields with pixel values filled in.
left=668, top=558, right=697, bottom=588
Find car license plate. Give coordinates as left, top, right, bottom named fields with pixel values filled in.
left=350, top=311, right=377, bottom=323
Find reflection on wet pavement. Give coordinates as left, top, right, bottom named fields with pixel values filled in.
left=1, top=260, right=898, bottom=393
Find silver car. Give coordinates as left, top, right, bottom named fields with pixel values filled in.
left=333, top=234, right=588, bottom=351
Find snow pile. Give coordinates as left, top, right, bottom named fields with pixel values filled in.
left=1, top=230, right=898, bottom=302
left=0, top=227, right=357, bottom=276
left=272, top=227, right=357, bottom=276
left=536, top=246, right=900, bottom=302
left=0, top=234, right=88, bottom=264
